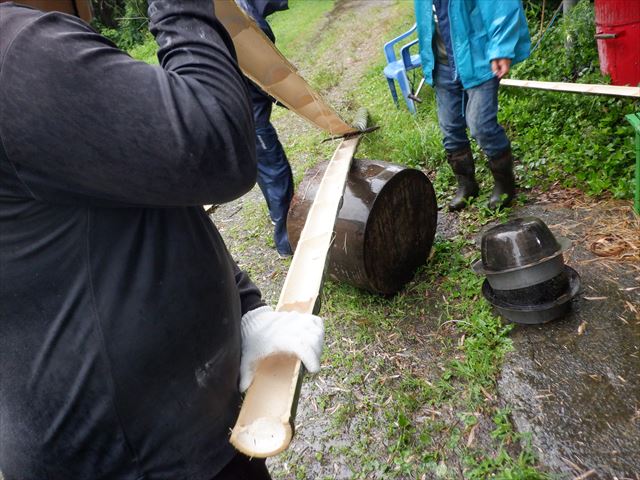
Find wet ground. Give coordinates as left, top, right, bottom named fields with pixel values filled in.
left=497, top=203, right=640, bottom=479
left=212, top=120, right=640, bottom=480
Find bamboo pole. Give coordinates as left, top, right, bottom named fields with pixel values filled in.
left=229, top=111, right=367, bottom=457
left=210, top=0, right=371, bottom=457
left=500, top=79, right=640, bottom=97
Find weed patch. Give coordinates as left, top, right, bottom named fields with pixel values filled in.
left=504, top=0, right=638, bottom=198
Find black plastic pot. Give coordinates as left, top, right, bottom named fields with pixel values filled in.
left=480, top=217, right=569, bottom=270
left=490, top=270, right=570, bottom=306
left=472, top=253, right=566, bottom=290
left=482, top=266, right=581, bottom=324
left=472, top=217, right=571, bottom=290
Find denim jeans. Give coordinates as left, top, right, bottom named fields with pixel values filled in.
left=434, top=63, right=510, bottom=159
left=250, top=84, right=294, bottom=255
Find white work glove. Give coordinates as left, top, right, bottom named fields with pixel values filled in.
left=239, top=306, right=324, bottom=392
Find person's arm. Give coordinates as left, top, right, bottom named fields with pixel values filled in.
left=476, top=0, right=526, bottom=76
left=233, top=259, right=266, bottom=315
left=228, top=248, right=323, bottom=394
left=0, top=1, right=256, bottom=207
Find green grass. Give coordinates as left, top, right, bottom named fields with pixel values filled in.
left=121, top=0, right=637, bottom=205
left=125, top=0, right=335, bottom=67
left=267, top=0, right=335, bottom=61
left=304, top=233, right=548, bottom=478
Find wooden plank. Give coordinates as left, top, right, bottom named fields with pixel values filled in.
left=500, top=79, right=640, bottom=98
left=229, top=133, right=363, bottom=458
left=214, top=0, right=356, bottom=136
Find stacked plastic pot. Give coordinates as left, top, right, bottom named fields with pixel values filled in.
left=472, top=217, right=581, bottom=324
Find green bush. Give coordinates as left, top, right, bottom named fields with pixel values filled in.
left=502, top=0, right=638, bottom=198
left=128, top=33, right=158, bottom=64
left=93, top=0, right=148, bottom=50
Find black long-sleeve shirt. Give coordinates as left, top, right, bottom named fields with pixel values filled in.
left=0, top=1, right=265, bottom=478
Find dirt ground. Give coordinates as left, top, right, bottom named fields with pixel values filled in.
left=498, top=198, right=640, bottom=479
left=214, top=188, right=640, bottom=479
left=217, top=192, right=639, bottom=480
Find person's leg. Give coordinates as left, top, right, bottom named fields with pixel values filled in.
left=434, top=64, right=471, bottom=153
left=212, top=453, right=271, bottom=480
left=465, top=77, right=516, bottom=209
left=254, top=122, right=294, bottom=256
left=434, top=64, right=478, bottom=211
left=251, top=88, right=294, bottom=255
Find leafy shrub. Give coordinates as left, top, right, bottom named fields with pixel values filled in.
left=93, top=0, right=148, bottom=50
left=128, top=33, right=158, bottom=64
left=501, top=0, right=638, bottom=198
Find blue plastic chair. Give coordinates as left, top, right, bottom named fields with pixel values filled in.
left=383, top=24, right=422, bottom=114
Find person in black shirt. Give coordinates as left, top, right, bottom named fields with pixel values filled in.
left=0, top=1, right=323, bottom=478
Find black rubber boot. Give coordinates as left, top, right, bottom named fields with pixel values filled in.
left=488, top=148, right=517, bottom=210
left=446, top=147, right=479, bottom=211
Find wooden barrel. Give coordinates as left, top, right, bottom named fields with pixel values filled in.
left=287, top=159, right=437, bottom=295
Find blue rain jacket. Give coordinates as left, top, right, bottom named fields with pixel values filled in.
left=414, top=0, right=531, bottom=88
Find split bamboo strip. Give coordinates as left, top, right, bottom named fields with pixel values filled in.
left=229, top=132, right=364, bottom=458
left=500, top=79, right=640, bottom=97
left=212, top=0, right=367, bottom=455
left=214, top=0, right=356, bottom=136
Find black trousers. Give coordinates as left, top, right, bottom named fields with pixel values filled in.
left=213, top=453, right=272, bottom=480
